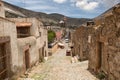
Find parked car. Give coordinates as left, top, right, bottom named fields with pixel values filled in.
left=65, top=38, right=69, bottom=43
left=66, top=48, right=71, bottom=56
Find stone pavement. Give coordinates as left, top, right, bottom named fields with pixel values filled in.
left=18, top=43, right=99, bottom=80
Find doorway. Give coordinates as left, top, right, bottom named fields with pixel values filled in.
left=42, top=47, right=44, bottom=57
left=24, top=49, right=30, bottom=70
left=39, top=48, right=43, bottom=62
left=0, top=37, right=10, bottom=80
left=0, top=43, right=10, bottom=79
left=97, top=42, right=103, bottom=70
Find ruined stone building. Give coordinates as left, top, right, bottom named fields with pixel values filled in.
left=71, top=4, right=120, bottom=80
left=88, top=5, right=120, bottom=80
left=71, top=25, right=93, bottom=61
left=0, top=1, right=48, bottom=80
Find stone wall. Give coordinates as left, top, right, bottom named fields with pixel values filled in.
left=71, top=4, right=120, bottom=80
left=71, top=26, right=93, bottom=61
left=88, top=4, right=120, bottom=80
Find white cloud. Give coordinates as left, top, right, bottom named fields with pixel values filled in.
left=53, top=0, right=67, bottom=3
left=75, top=0, right=99, bottom=11
left=25, top=5, right=57, bottom=10
left=72, top=0, right=120, bottom=11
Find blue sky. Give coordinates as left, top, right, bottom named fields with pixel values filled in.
left=3, top=0, right=120, bottom=18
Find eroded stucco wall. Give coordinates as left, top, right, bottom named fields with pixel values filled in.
left=0, top=17, right=19, bottom=75
left=7, top=18, right=48, bottom=73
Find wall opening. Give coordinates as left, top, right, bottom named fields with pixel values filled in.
left=0, top=37, right=10, bottom=80
left=16, top=22, right=32, bottom=38
left=39, top=48, right=43, bottom=62
left=97, top=42, right=103, bottom=70
left=17, top=27, right=30, bottom=38
left=42, top=47, right=44, bottom=57
left=24, top=49, right=30, bottom=70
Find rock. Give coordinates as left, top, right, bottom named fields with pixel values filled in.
left=71, top=57, right=75, bottom=63
left=74, top=56, right=78, bottom=62
left=44, top=57, right=48, bottom=61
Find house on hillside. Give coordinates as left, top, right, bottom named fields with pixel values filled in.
left=0, top=17, right=48, bottom=80
left=7, top=18, right=48, bottom=76
left=56, top=30, right=63, bottom=41
left=0, top=1, right=48, bottom=79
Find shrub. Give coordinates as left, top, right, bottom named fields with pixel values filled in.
left=97, top=71, right=106, bottom=79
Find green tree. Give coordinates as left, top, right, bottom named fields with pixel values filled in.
left=48, top=30, right=56, bottom=43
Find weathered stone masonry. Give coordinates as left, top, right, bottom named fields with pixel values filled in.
left=72, top=4, right=120, bottom=80
left=71, top=25, right=93, bottom=61
left=89, top=5, right=120, bottom=80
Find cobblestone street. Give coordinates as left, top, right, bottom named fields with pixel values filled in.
left=19, top=43, right=99, bottom=80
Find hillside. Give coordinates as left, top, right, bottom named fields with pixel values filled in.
left=3, top=1, right=91, bottom=27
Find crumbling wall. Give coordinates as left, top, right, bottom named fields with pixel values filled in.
left=5, top=18, right=48, bottom=78
left=0, top=17, right=19, bottom=78
left=72, top=26, right=93, bottom=61
left=105, top=5, right=120, bottom=80
left=88, top=4, right=120, bottom=80
left=8, top=18, right=48, bottom=60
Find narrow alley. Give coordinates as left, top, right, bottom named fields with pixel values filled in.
left=18, top=42, right=98, bottom=80
left=0, top=1, right=120, bottom=80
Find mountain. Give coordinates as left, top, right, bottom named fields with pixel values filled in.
left=3, top=1, right=91, bottom=27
